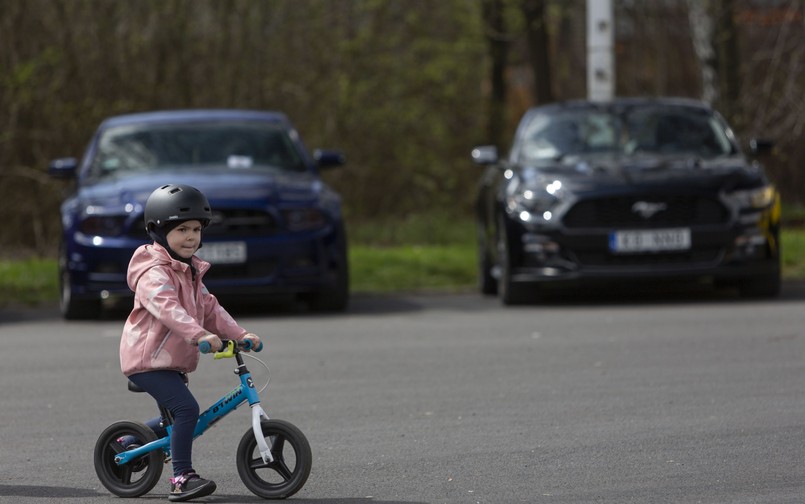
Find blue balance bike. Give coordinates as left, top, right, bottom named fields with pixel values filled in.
left=93, top=339, right=311, bottom=499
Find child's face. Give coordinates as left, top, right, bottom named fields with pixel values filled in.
left=166, top=220, right=203, bottom=259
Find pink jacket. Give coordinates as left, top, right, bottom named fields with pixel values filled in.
left=120, top=243, right=248, bottom=377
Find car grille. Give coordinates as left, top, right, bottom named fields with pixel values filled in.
left=204, top=260, right=278, bottom=280
left=573, top=249, right=722, bottom=268
left=205, top=209, right=277, bottom=236
left=562, top=195, right=729, bottom=228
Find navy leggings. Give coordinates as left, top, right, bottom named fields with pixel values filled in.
left=128, top=370, right=199, bottom=477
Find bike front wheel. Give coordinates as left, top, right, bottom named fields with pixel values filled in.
left=94, top=420, right=163, bottom=497
left=236, top=418, right=312, bottom=499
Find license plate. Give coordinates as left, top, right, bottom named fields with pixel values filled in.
left=609, top=228, right=691, bottom=253
left=196, top=242, right=247, bottom=264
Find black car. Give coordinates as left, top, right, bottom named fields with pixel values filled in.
left=471, top=97, right=781, bottom=304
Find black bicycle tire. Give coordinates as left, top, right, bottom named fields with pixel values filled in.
left=94, top=420, right=163, bottom=497
left=236, top=418, right=312, bottom=499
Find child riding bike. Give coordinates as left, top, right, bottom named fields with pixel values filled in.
left=119, top=183, right=262, bottom=502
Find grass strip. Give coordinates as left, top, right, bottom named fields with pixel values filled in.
left=2, top=227, right=805, bottom=306
left=0, top=258, right=59, bottom=304
left=349, top=244, right=477, bottom=293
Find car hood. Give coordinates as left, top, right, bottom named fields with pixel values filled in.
left=77, top=167, right=326, bottom=210
left=518, top=153, right=766, bottom=193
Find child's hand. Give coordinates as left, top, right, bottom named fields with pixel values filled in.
left=198, top=334, right=223, bottom=352
left=243, top=333, right=262, bottom=351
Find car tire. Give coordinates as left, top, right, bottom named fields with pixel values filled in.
left=307, top=228, right=349, bottom=312
left=478, top=227, right=498, bottom=296
left=59, top=248, right=101, bottom=320
left=737, top=270, right=781, bottom=299
left=497, top=216, right=530, bottom=305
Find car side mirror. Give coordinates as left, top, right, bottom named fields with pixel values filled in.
left=749, top=138, right=773, bottom=156
left=313, top=149, right=346, bottom=169
left=471, top=146, right=499, bottom=165
left=49, top=157, right=79, bottom=179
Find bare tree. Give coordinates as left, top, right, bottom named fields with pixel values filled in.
left=716, top=0, right=741, bottom=120
left=687, top=0, right=719, bottom=104
left=687, top=0, right=741, bottom=121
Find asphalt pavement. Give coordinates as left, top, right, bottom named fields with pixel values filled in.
left=2, top=283, right=805, bottom=503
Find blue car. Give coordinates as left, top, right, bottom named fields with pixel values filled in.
left=49, top=109, right=349, bottom=319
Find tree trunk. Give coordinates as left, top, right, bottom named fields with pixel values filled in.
left=715, top=0, right=741, bottom=124
left=687, top=0, right=718, bottom=105
left=521, top=0, right=553, bottom=104
left=482, top=0, right=509, bottom=150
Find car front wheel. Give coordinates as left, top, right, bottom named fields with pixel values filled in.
left=737, top=270, right=781, bottom=298
left=496, top=216, right=531, bottom=305
left=59, top=248, right=101, bottom=320
left=478, top=225, right=498, bottom=296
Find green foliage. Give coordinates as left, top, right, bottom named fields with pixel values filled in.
left=781, top=202, right=805, bottom=225
left=348, top=212, right=475, bottom=247
left=349, top=244, right=476, bottom=293
left=0, top=258, right=58, bottom=305
left=321, top=1, right=487, bottom=217
left=782, top=229, right=805, bottom=280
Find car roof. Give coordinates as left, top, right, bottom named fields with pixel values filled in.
left=98, top=109, right=290, bottom=129
left=531, top=96, right=713, bottom=114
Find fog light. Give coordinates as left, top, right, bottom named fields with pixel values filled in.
left=734, top=234, right=767, bottom=247
left=535, top=267, right=563, bottom=276
left=734, top=233, right=767, bottom=259
left=522, top=233, right=559, bottom=254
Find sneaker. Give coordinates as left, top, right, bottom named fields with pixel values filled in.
left=168, top=471, right=216, bottom=502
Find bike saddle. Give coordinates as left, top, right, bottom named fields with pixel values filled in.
left=127, top=381, right=146, bottom=393
left=127, top=373, right=188, bottom=393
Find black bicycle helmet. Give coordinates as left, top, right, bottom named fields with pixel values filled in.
left=144, top=184, right=212, bottom=232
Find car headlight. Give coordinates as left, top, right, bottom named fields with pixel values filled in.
left=505, top=179, right=563, bottom=221
left=728, top=185, right=776, bottom=209
left=282, top=208, right=327, bottom=231
left=78, top=215, right=127, bottom=236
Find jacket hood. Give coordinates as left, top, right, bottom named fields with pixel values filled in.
left=127, top=243, right=211, bottom=292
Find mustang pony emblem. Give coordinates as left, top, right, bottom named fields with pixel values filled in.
left=631, top=201, right=668, bottom=219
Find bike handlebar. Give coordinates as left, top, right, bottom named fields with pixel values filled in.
left=199, top=338, right=263, bottom=355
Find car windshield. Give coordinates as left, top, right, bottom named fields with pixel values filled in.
left=517, top=104, right=735, bottom=163
left=88, top=121, right=306, bottom=177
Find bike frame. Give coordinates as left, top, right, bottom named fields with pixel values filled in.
left=114, top=343, right=274, bottom=467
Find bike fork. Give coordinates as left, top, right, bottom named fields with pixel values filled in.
left=251, top=404, right=274, bottom=463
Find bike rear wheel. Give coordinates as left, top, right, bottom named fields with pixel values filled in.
left=236, top=418, right=312, bottom=499
left=94, top=420, right=163, bottom=497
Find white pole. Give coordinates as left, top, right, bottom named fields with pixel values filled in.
left=587, top=0, right=615, bottom=101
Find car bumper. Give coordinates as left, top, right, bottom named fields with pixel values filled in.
left=64, top=227, right=345, bottom=300
left=507, top=221, right=779, bottom=285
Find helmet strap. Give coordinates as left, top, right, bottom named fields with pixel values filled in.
left=148, top=224, right=199, bottom=280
